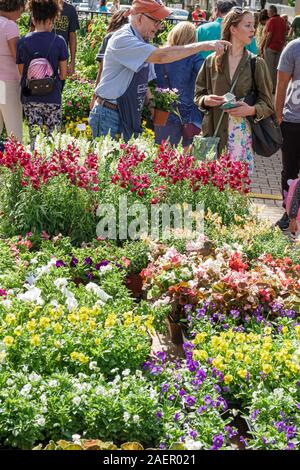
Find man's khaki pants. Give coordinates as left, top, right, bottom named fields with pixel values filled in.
left=264, top=48, right=282, bottom=93
left=0, top=80, right=23, bottom=143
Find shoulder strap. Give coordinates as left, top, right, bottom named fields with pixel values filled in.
left=21, top=33, right=57, bottom=62
left=250, top=56, right=258, bottom=94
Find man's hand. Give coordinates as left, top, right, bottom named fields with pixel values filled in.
left=67, top=61, right=76, bottom=76
left=90, top=95, right=97, bottom=110
left=225, top=102, right=256, bottom=117
left=204, top=95, right=225, bottom=107
left=202, top=40, right=231, bottom=55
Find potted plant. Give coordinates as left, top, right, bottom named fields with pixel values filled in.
left=151, top=87, right=180, bottom=126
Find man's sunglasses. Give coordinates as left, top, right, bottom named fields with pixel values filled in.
left=142, top=13, right=162, bottom=26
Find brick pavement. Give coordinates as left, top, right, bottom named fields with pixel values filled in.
left=250, top=150, right=283, bottom=225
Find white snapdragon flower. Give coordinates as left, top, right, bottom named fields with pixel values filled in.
left=20, top=384, right=32, bottom=396
left=35, top=416, right=46, bottom=427
left=72, top=396, right=81, bottom=406
left=17, top=286, right=44, bottom=305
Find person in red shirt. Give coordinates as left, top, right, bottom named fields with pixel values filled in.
left=262, top=5, right=287, bottom=93
left=192, top=4, right=206, bottom=26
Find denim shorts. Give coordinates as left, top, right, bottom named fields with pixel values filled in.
left=89, top=103, right=120, bottom=139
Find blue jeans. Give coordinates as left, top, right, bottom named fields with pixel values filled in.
left=89, top=103, right=120, bottom=139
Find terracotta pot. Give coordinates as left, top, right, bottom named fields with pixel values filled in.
left=166, top=315, right=183, bottom=345
left=125, top=273, right=143, bottom=298
left=153, top=109, right=169, bottom=126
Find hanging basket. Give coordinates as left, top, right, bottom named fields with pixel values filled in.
left=153, top=109, right=169, bottom=126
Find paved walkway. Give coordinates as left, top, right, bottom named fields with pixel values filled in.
left=250, top=150, right=283, bottom=225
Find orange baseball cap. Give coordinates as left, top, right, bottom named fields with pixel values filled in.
left=131, top=0, right=172, bottom=21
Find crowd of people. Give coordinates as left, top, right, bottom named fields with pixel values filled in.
left=0, top=0, right=299, bottom=231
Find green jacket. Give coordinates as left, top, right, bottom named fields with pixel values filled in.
left=194, top=49, right=274, bottom=155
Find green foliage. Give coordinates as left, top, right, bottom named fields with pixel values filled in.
left=62, top=77, right=94, bottom=124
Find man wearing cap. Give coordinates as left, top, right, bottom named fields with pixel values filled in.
left=89, top=0, right=230, bottom=142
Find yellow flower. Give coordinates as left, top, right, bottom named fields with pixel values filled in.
left=281, top=326, right=288, bottom=335
left=193, top=349, right=208, bottom=361
left=54, top=340, right=61, bottom=348
left=53, top=323, right=62, bottom=334
left=30, top=334, right=41, bottom=347
left=295, top=325, right=300, bottom=339
left=237, top=369, right=248, bottom=379
left=78, top=353, right=89, bottom=364
left=5, top=314, right=16, bottom=325
left=68, top=313, right=78, bottom=324
left=212, top=355, right=225, bottom=370
left=194, top=332, right=207, bottom=344
left=264, top=327, right=272, bottom=335
left=27, top=319, right=36, bottom=331
left=88, top=320, right=96, bottom=330
left=145, top=315, right=154, bottom=331
left=70, top=351, right=79, bottom=361
left=14, top=326, right=23, bottom=337
left=261, top=352, right=271, bottom=362
left=262, top=364, right=272, bottom=374
left=235, top=352, right=244, bottom=361
left=79, top=313, right=89, bottom=323
left=224, top=374, right=233, bottom=385
left=105, top=313, right=117, bottom=328
left=3, top=336, right=14, bottom=347
left=134, top=315, right=142, bottom=327
left=244, top=355, right=252, bottom=365
left=95, top=338, right=101, bottom=346
left=39, top=317, right=51, bottom=329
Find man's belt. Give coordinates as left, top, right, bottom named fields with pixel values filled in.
left=97, top=97, right=118, bottom=111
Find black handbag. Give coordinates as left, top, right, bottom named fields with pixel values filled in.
left=245, top=57, right=282, bottom=157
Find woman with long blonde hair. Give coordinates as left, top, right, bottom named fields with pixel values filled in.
left=154, top=21, right=204, bottom=151
left=195, top=8, right=274, bottom=172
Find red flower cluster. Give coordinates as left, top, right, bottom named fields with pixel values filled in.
left=154, top=143, right=195, bottom=184
left=229, top=252, right=249, bottom=272
left=190, top=152, right=251, bottom=193
left=111, top=144, right=150, bottom=196
left=0, top=139, right=99, bottom=191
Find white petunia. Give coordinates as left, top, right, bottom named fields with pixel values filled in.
left=20, top=384, right=32, bottom=396
left=17, top=286, right=44, bottom=305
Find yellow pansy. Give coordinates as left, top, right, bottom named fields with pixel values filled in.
left=105, top=313, right=117, bottom=328
left=261, top=352, right=271, bottom=362
left=262, top=364, right=272, bottom=374
left=264, top=327, right=272, bottom=335
left=3, top=336, right=14, bottom=347
left=54, top=340, right=61, bottom=349
left=193, top=350, right=208, bottom=361
left=79, top=312, right=89, bottom=323
left=224, top=374, right=233, bottom=385
left=30, top=334, right=41, bottom=347
left=281, top=326, right=288, bottom=335
left=14, top=326, right=23, bottom=336
left=5, top=314, right=16, bottom=325
left=194, top=332, right=207, bottom=344
left=53, top=323, right=62, bottom=334
left=39, top=317, right=51, bottom=329
left=95, top=338, right=101, bottom=346
left=88, top=320, right=96, bottom=330
left=237, top=369, right=248, bottom=379
left=78, top=353, right=89, bottom=364
left=244, top=355, right=252, bottom=365
left=212, top=355, right=225, bottom=370
left=235, top=352, right=244, bottom=361
left=27, top=319, right=36, bottom=331
left=70, top=351, right=79, bottom=361
left=68, top=313, right=78, bottom=324
left=134, top=315, right=142, bottom=327
left=145, top=315, right=154, bottom=331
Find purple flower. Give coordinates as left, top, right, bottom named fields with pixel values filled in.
left=240, top=436, right=248, bottom=447
left=86, top=272, right=93, bottom=280
left=168, top=394, right=175, bottom=401
left=251, top=409, right=260, bottom=420
left=262, top=437, right=269, bottom=445
left=179, top=388, right=186, bottom=397
left=286, top=442, right=295, bottom=450
left=174, top=412, right=181, bottom=422
left=159, top=443, right=166, bottom=449
left=230, top=309, right=240, bottom=319
left=204, top=395, right=212, bottom=405
left=161, top=383, right=169, bottom=393
left=70, top=256, right=78, bottom=267
left=183, top=342, right=195, bottom=352
left=196, top=368, right=206, bottom=382
left=211, top=434, right=224, bottom=450
left=214, top=385, right=221, bottom=394
left=83, top=257, right=93, bottom=266
left=189, top=430, right=197, bottom=439
left=296, top=403, right=300, bottom=410
left=285, top=426, right=296, bottom=440
left=185, top=395, right=196, bottom=407
left=197, top=405, right=207, bottom=414
left=95, top=260, right=109, bottom=270
left=224, top=426, right=238, bottom=438
left=156, top=351, right=167, bottom=363
left=156, top=411, right=163, bottom=420
left=56, top=260, right=66, bottom=268
left=275, top=421, right=285, bottom=433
